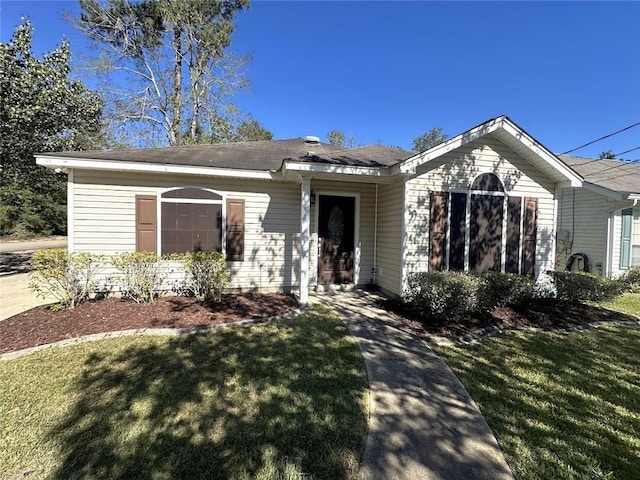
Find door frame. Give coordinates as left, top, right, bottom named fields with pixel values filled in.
left=314, top=191, right=360, bottom=285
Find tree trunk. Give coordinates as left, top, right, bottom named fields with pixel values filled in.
left=170, top=27, right=182, bottom=145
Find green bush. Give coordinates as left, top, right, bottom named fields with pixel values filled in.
left=174, top=251, right=230, bottom=303
left=619, top=267, right=640, bottom=293
left=549, top=271, right=624, bottom=303
left=111, top=252, right=165, bottom=303
left=477, top=272, right=537, bottom=311
left=403, top=271, right=480, bottom=321
left=29, top=249, right=102, bottom=309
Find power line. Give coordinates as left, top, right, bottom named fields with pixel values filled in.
left=614, top=145, right=640, bottom=157
left=559, top=121, right=640, bottom=155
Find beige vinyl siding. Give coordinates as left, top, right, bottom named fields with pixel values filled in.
left=309, top=180, right=376, bottom=287
left=375, top=182, right=404, bottom=296
left=405, top=133, right=556, bottom=277
left=72, top=170, right=300, bottom=291
left=556, top=187, right=610, bottom=275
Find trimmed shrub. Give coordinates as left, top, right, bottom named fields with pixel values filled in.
left=477, top=271, right=537, bottom=311
left=619, top=267, right=640, bottom=293
left=111, top=252, right=165, bottom=303
left=403, top=271, right=480, bottom=322
left=549, top=271, right=624, bottom=303
left=29, top=249, right=102, bottom=309
left=174, top=251, right=230, bottom=303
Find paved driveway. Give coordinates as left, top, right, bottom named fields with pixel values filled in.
left=0, top=237, right=65, bottom=319
left=0, top=273, right=55, bottom=321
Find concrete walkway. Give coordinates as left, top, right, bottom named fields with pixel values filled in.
left=317, top=290, right=513, bottom=480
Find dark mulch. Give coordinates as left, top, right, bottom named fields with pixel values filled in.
left=378, top=297, right=639, bottom=339
left=0, top=293, right=298, bottom=354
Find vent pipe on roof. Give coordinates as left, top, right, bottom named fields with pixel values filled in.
left=304, top=135, right=320, bottom=144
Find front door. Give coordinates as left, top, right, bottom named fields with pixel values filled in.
left=318, top=195, right=355, bottom=284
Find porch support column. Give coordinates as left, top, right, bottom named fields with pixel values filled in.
left=299, top=177, right=311, bottom=305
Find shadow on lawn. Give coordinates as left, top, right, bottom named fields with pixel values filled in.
left=440, top=325, right=640, bottom=479
left=47, top=305, right=368, bottom=480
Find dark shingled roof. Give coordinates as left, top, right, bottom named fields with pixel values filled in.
left=43, top=139, right=415, bottom=171
left=560, top=155, right=640, bottom=195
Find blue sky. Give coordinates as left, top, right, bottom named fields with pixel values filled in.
left=2, top=1, right=639, bottom=158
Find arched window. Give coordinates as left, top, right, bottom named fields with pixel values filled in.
left=160, top=188, right=223, bottom=255
left=470, top=172, right=504, bottom=192
left=428, top=172, right=538, bottom=277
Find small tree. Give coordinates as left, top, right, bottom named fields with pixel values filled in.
left=327, top=130, right=345, bottom=146
left=412, top=127, right=449, bottom=152
left=0, top=19, right=103, bottom=236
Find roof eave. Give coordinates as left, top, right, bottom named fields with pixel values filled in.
left=393, top=116, right=583, bottom=187
left=281, top=160, right=394, bottom=182
left=35, top=155, right=280, bottom=180
left=582, top=181, right=626, bottom=201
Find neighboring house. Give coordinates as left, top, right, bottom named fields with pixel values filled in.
left=35, top=116, right=582, bottom=303
left=556, top=155, right=640, bottom=277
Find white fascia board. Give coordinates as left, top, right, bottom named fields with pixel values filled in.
left=499, top=119, right=583, bottom=187
left=35, top=155, right=280, bottom=180
left=393, top=116, right=583, bottom=188
left=282, top=161, right=391, bottom=178
left=582, top=182, right=625, bottom=201
left=393, top=117, right=505, bottom=175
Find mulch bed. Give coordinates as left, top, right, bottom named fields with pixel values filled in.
left=378, top=297, right=640, bottom=339
left=0, top=293, right=298, bottom=354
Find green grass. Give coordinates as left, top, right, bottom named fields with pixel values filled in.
left=0, top=304, right=368, bottom=480
left=600, top=292, right=640, bottom=317
left=434, top=325, right=640, bottom=480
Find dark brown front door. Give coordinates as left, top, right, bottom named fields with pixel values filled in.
left=318, top=195, right=355, bottom=284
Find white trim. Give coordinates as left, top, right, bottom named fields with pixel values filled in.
left=314, top=190, right=361, bottom=286
left=605, top=210, right=614, bottom=277
left=401, top=181, right=410, bottom=293
left=518, top=197, right=525, bottom=274
left=300, top=178, right=311, bottom=304
left=283, top=161, right=392, bottom=179
left=501, top=195, right=508, bottom=272
left=464, top=191, right=471, bottom=273
left=394, top=116, right=583, bottom=187
left=36, top=156, right=279, bottom=180
left=445, top=191, right=452, bottom=270
left=372, top=184, right=378, bottom=284
left=551, top=186, right=560, bottom=273
left=67, top=170, right=74, bottom=253
left=155, top=186, right=227, bottom=256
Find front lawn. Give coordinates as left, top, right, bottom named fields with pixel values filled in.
left=434, top=325, right=640, bottom=479
left=600, top=292, right=640, bottom=317
left=0, top=304, right=368, bottom=480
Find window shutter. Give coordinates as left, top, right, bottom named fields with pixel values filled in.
left=429, top=191, right=448, bottom=271
left=521, top=197, right=537, bottom=277
left=136, top=195, right=157, bottom=253
left=620, top=208, right=633, bottom=269
left=505, top=196, right=522, bottom=274
left=226, top=199, right=245, bottom=261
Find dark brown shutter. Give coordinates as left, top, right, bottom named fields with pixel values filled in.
left=505, top=196, right=522, bottom=274
left=521, top=197, right=537, bottom=277
left=226, top=198, right=245, bottom=261
left=136, top=195, right=157, bottom=253
left=448, top=192, right=466, bottom=271
left=429, top=191, right=448, bottom=271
